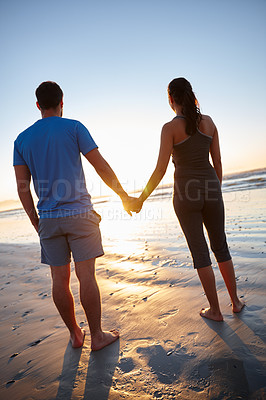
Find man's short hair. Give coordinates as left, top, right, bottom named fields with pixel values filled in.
left=35, top=81, right=63, bottom=110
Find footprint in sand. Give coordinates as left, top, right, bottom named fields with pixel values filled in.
left=22, top=310, right=33, bottom=317
left=158, top=309, right=179, bottom=326
left=6, top=367, right=29, bottom=388
left=158, top=309, right=179, bottom=320
left=12, top=324, right=20, bottom=331
left=29, top=339, right=42, bottom=347
left=8, top=353, right=19, bottom=364
left=10, top=353, right=19, bottom=359
left=118, top=357, right=135, bottom=373
left=6, top=380, right=16, bottom=388
left=27, top=334, right=51, bottom=348
left=164, top=339, right=176, bottom=346
left=38, top=292, right=48, bottom=299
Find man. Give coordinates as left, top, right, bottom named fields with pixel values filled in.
left=13, top=81, right=131, bottom=350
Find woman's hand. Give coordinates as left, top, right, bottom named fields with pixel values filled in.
left=122, top=196, right=143, bottom=214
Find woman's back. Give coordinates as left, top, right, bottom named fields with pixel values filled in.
left=171, top=115, right=216, bottom=173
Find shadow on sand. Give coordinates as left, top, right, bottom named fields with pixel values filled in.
left=56, top=339, right=120, bottom=400
left=203, top=317, right=266, bottom=398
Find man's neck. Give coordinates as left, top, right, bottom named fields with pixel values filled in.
left=41, top=108, right=62, bottom=119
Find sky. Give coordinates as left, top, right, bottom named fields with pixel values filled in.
left=1, top=0, right=266, bottom=202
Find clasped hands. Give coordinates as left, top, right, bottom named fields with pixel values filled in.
left=121, top=194, right=143, bottom=216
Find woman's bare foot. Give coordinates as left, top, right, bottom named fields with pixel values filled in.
left=70, top=327, right=86, bottom=348
left=232, top=299, right=245, bottom=313
left=91, top=329, right=119, bottom=351
left=200, top=308, right=224, bottom=322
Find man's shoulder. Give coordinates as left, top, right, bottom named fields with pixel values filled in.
left=60, top=117, right=78, bottom=124
left=59, top=117, right=88, bottom=132
left=60, top=117, right=82, bottom=125
left=15, top=120, right=40, bottom=144
left=14, top=117, right=89, bottom=146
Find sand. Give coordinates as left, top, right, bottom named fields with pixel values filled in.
left=0, top=188, right=266, bottom=399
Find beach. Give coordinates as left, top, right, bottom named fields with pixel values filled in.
left=0, top=170, right=266, bottom=400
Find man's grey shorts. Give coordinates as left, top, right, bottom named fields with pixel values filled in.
left=38, top=210, right=104, bottom=266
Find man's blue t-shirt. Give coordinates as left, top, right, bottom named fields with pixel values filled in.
left=13, top=116, right=97, bottom=218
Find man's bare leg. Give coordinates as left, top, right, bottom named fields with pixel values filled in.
left=75, top=258, right=119, bottom=351
left=50, top=264, right=85, bottom=348
left=218, top=259, right=245, bottom=313
left=197, top=265, right=223, bottom=321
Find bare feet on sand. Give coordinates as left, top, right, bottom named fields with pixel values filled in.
left=232, top=299, right=245, bottom=313
left=200, top=308, right=224, bottom=322
left=70, top=327, right=86, bottom=348
left=91, top=329, right=120, bottom=351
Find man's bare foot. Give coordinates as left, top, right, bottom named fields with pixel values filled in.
left=91, top=329, right=119, bottom=351
left=200, top=308, right=224, bottom=322
left=232, top=299, right=245, bottom=313
left=70, top=327, right=86, bottom=348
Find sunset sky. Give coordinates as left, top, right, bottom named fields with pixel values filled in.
left=1, top=0, right=265, bottom=201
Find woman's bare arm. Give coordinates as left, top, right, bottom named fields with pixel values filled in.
left=138, top=123, right=173, bottom=203
left=210, top=125, right=223, bottom=184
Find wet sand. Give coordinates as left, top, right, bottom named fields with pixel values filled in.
left=0, top=188, right=265, bottom=399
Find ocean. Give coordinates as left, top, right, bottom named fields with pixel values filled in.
left=222, top=168, right=266, bottom=192
left=0, top=168, right=265, bottom=254
left=147, top=167, right=266, bottom=199
left=1, top=167, right=266, bottom=215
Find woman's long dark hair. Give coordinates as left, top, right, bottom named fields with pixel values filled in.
left=168, top=78, right=202, bottom=136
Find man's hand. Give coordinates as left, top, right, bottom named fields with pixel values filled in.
left=122, top=196, right=143, bottom=214
left=120, top=194, right=133, bottom=216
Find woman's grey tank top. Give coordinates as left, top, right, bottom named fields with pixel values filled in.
left=172, top=116, right=213, bottom=173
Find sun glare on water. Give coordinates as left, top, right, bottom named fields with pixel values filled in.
left=95, top=199, right=164, bottom=258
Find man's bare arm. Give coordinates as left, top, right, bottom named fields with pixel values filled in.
left=84, top=149, right=132, bottom=214
left=14, top=165, right=39, bottom=232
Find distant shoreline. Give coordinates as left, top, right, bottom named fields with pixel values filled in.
left=1, top=166, right=265, bottom=214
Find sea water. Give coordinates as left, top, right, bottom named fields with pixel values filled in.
left=0, top=168, right=265, bottom=259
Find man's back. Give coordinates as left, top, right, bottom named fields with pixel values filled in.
left=13, top=116, right=97, bottom=218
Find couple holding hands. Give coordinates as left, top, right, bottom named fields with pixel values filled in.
left=13, top=78, right=244, bottom=351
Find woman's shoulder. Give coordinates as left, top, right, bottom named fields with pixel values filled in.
left=162, top=119, right=177, bottom=132
left=201, top=114, right=214, bottom=124
left=163, top=116, right=186, bottom=129
left=162, top=117, right=185, bottom=136
left=199, top=114, right=217, bottom=136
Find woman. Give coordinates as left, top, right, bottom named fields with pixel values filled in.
left=130, top=77, right=244, bottom=321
